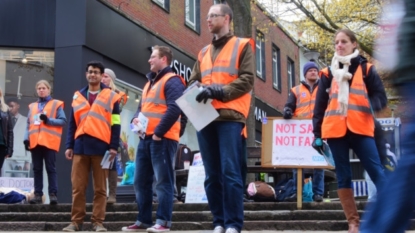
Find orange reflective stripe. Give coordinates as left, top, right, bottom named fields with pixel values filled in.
left=199, top=36, right=253, bottom=118
left=73, top=89, right=120, bottom=143
left=322, top=64, right=374, bottom=138
left=141, top=73, right=185, bottom=141
left=28, top=99, right=64, bottom=152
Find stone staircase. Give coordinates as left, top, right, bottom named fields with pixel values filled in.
left=0, top=201, right=385, bottom=231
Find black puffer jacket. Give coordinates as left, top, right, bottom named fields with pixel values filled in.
left=0, top=110, right=14, bottom=156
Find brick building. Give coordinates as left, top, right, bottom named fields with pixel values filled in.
left=0, top=0, right=299, bottom=203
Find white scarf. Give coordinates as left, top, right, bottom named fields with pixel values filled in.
left=330, top=49, right=359, bottom=115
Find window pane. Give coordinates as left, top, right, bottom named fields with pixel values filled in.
left=0, top=48, right=54, bottom=179
left=185, top=0, right=195, bottom=26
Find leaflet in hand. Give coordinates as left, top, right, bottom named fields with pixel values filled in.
left=131, top=112, right=148, bottom=139
left=101, top=151, right=114, bottom=169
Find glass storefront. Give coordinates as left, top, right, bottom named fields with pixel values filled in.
left=114, top=80, right=141, bottom=186
left=0, top=48, right=54, bottom=179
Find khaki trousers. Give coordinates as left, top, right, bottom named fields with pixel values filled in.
left=70, top=154, right=108, bottom=224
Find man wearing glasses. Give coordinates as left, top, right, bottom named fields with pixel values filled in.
left=188, top=3, right=255, bottom=233
left=63, top=61, right=121, bottom=232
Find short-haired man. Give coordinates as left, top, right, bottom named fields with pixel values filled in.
left=283, top=61, right=324, bottom=203
left=63, top=61, right=121, bottom=232
left=122, top=46, right=185, bottom=232
left=7, top=98, right=28, bottom=159
left=188, top=4, right=255, bottom=233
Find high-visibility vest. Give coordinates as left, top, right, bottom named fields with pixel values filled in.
left=72, top=88, right=120, bottom=144
left=141, top=73, right=185, bottom=141
left=117, top=90, right=128, bottom=105
left=292, top=84, right=318, bottom=118
left=28, top=99, right=64, bottom=152
left=321, top=64, right=374, bottom=138
left=198, top=36, right=254, bottom=118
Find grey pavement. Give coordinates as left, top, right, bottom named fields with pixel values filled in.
left=15, top=231, right=415, bottom=233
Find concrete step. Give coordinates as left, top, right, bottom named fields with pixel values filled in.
left=0, top=210, right=362, bottom=222
left=0, top=201, right=363, bottom=213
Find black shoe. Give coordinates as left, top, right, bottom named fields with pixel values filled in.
left=284, top=193, right=297, bottom=202
left=313, top=194, right=323, bottom=202
left=49, top=193, right=58, bottom=205
left=29, top=194, right=42, bottom=204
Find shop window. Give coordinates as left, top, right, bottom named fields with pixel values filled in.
left=152, top=0, right=170, bottom=12
left=287, top=57, right=295, bottom=91
left=272, top=45, right=281, bottom=91
left=185, top=0, right=200, bottom=33
left=256, top=31, right=265, bottom=80
left=113, top=80, right=141, bottom=186
left=0, top=48, right=54, bottom=179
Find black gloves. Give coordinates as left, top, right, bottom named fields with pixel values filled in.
left=23, top=140, right=30, bottom=151
left=39, top=114, right=48, bottom=123
left=283, top=107, right=293, bottom=119
left=196, top=84, right=224, bottom=104
left=312, top=138, right=324, bottom=155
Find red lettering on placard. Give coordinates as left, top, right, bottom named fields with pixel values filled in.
left=275, top=123, right=296, bottom=133
left=275, top=136, right=297, bottom=145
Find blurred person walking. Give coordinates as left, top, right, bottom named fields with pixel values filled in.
left=24, top=80, right=66, bottom=204
left=312, top=29, right=387, bottom=233
left=187, top=3, right=255, bottom=233
left=360, top=0, right=415, bottom=232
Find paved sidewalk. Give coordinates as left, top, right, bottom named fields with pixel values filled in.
left=15, top=231, right=415, bottom=233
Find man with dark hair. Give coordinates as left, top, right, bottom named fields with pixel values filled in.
left=188, top=3, right=255, bottom=233
left=6, top=98, right=28, bottom=162
left=122, top=46, right=185, bottom=232
left=63, top=61, right=121, bottom=232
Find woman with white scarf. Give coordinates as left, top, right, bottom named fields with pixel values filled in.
left=312, top=29, right=387, bottom=233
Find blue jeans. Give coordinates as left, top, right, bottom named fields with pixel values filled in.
left=292, top=168, right=324, bottom=196
left=361, top=82, right=415, bottom=232
left=197, top=121, right=244, bottom=231
left=327, top=131, right=386, bottom=191
left=133, top=137, right=178, bottom=228
left=31, top=145, right=57, bottom=195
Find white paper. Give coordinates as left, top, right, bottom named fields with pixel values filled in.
left=176, top=85, right=219, bottom=131
left=101, top=151, right=114, bottom=169
left=185, top=166, right=208, bottom=203
left=131, top=112, right=149, bottom=139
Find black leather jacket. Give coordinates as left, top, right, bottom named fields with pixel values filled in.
left=0, top=110, right=13, bottom=156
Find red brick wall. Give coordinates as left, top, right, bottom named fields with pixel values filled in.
left=101, top=0, right=299, bottom=114
left=251, top=4, right=300, bottom=114
left=101, top=0, right=213, bottom=58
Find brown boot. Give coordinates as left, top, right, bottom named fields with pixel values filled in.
left=107, top=170, right=118, bottom=204
left=337, top=188, right=359, bottom=233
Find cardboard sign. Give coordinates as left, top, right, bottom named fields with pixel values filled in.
left=184, top=166, right=208, bottom=203
left=262, top=118, right=333, bottom=168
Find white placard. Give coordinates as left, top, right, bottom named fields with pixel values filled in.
left=185, top=166, right=208, bottom=203
left=176, top=85, right=219, bottom=131
left=271, top=119, right=331, bottom=167
left=0, top=177, right=34, bottom=191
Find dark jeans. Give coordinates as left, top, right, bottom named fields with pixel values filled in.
left=31, top=145, right=57, bottom=195
left=327, top=131, right=385, bottom=191
left=197, top=121, right=244, bottom=231
left=292, top=168, right=324, bottom=196
left=134, top=137, right=177, bottom=228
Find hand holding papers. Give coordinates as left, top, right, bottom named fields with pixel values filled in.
left=131, top=112, right=149, bottom=139
left=176, top=83, right=219, bottom=131
left=101, top=151, right=114, bottom=169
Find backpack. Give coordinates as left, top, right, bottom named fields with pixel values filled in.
left=274, top=178, right=295, bottom=202
left=175, top=144, right=193, bottom=170
left=246, top=181, right=276, bottom=202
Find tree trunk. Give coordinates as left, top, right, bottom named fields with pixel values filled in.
left=225, top=0, right=256, bottom=147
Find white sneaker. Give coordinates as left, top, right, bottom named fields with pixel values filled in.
left=213, top=226, right=225, bottom=233
left=225, top=228, right=239, bottom=233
